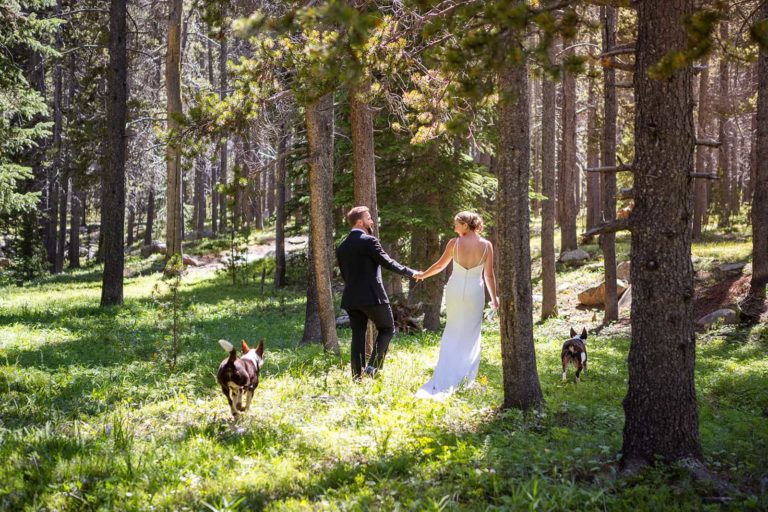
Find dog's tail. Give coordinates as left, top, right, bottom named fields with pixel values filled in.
left=218, top=339, right=236, bottom=362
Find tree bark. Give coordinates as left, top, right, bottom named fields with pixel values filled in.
left=144, top=187, right=155, bottom=247
left=55, top=175, right=69, bottom=273
left=693, top=56, right=711, bottom=240
left=744, top=3, right=768, bottom=313
left=586, top=61, right=601, bottom=231
left=126, top=198, right=135, bottom=246
left=716, top=22, right=731, bottom=228
left=219, top=30, right=228, bottom=232
left=601, top=6, right=619, bottom=324
left=101, top=0, right=128, bottom=306
left=253, top=164, right=263, bottom=230
left=559, top=45, right=579, bottom=253
left=165, top=0, right=183, bottom=258
left=275, top=124, right=288, bottom=288
left=350, top=80, right=384, bottom=352
left=206, top=36, right=218, bottom=234
left=193, top=155, right=206, bottom=234
left=410, top=229, right=443, bottom=331
left=306, top=93, right=340, bottom=354
left=621, top=0, right=702, bottom=468
left=266, top=163, right=275, bottom=220
left=496, top=31, right=543, bottom=411
left=531, top=73, right=541, bottom=218
left=69, top=186, right=82, bottom=268
left=301, top=235, right=323, bottom=344
left=540, top=46, right=557, bottom=321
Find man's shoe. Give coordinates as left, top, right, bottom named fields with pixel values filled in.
left=363, top=365, right=378, bottom=378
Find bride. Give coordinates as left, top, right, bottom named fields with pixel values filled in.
left=414, top=211, right=498, bottom=400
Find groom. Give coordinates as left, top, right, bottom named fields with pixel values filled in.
left=336, top=206, right=419, bottom=380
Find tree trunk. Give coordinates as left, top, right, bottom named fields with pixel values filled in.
left=144, top=187, right=155, bottom=247
left=693, top=56, right=711, bottom=240
left=306, top=93, right=340, bottom=354
left=744, top=4, right=768, bottom=316
left=601, top=6, right=619, bottom=324
left=101, top=0, right=128, bottom=306
left=253, top=165, right=264, bottom=230
left=716, top=22, right=731, bottom=228
left=531, top=73, right=541, bottom=218
left=540, top=52, right=557, bottom=320
left=275, top=124, right=288, bottom=288
left=559, top=46, right=578, bottom=253
left=219, top=32, right=228, bottom=232
left=746, top=106, right=757, bottom=204
left=586, top=62, right=601, bottom=231
left=126, top=199, right=135, bottom=246
left=55, top=175, right=69, bottom=273
left=193, top=155, right=206, bottom=234
left=69, top=187, right=82, bottom=268
left=382, top=241, right=404, bottom=298
left=496, top=32, right=543, bottom=411
left=165, top=0, right=183, bottom=258
left=410, top=229, right=443, bottom=331
left=206, top=39, right=218, bottom=234
left=621, top=0, right=702, bottom=469
left=350, top=80, right=383, bottom=355
left=301, top=235, right=323, bottom=344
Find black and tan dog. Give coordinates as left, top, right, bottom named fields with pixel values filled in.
left=561, top=328, right=588, bottom=383
left=217, top=339, right=264, bottom=418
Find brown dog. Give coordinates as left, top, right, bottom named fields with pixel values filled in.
left=217, top=339, right=264, bottom=418
left=561, top=328, right=588, bottom=383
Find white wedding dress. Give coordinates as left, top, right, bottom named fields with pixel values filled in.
left=416, top=239, right=487, bottom=401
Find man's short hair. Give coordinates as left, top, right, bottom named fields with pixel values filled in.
left=347, top=206, right=370, bottom=227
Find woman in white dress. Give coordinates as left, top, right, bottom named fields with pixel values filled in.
left=414, top=212, right=498, bottom=400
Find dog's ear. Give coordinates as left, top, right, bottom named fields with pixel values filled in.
left=241, top=339, right=250, bottom=354
left=570, top=327, right=577, bottom=338
left=581, top=327, right=588, bottom=340
left=255, top=340, right=264, bottom=358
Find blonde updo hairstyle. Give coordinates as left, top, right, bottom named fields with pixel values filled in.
left=454, top=211, right=484, bottom=233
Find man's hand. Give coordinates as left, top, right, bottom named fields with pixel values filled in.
left=414, top=271, right=426, bottom=282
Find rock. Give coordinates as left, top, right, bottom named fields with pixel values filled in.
left=182, top=254, right=200, bottom=267
left=559, top=248, right=590, bottom=264
left=335, top=315, right=350, bottom=328
left=714, top=262, right=746, bottom=279
left=696, top=308, right=738, bottom=329
left=140, top=241, right=166, bottom=258
left=191, top=229, right=214, bottom=239
left=618, top=285, right=632, bottom=310
left=578, top=280, right=629, bottom=307
left=617, top=261, right=631, bottom=283
left=0, top=257, right=11, bottom=269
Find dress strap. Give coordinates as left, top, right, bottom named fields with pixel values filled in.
left=453, top=237, right=459, bottom=261
left=480, top=241, right=489, bottom=264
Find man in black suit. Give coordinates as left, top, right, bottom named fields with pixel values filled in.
left=336, top=206, right=419, bottom=380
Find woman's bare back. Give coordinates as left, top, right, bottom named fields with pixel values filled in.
left=453, top=236, right=490, bottom=269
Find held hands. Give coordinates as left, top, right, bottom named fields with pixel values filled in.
left=414, top=271, right=427, bottom=282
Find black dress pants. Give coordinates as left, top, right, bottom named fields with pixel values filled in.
left=347, top=304, right=395, bottom=379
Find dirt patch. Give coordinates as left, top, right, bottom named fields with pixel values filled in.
left=693, top=274, right=751, bottom=321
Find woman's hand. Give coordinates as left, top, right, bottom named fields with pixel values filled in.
left=414, top=271, right=426, bottom=282
left=491, top=296, right=499, bottom=309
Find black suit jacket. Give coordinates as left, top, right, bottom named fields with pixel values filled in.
left=336, top=230, right=416, bottom=310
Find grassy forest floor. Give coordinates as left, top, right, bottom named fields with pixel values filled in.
left=0, top=224, right=766, bottom=511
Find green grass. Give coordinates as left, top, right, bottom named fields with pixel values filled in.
left=1, top=248, right=766, bottom=511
